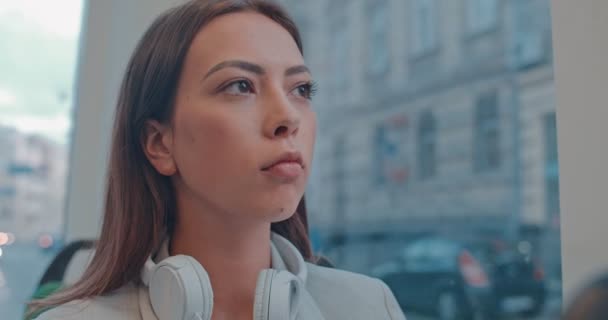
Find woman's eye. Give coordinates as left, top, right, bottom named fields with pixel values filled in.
left=293, top=81, right=318, bottom=100
left=223, top=80, right=254, bottom=95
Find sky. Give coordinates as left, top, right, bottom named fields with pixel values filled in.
left=0, top=0, right=83, bottom=144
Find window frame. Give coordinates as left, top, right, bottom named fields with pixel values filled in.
left=410, top=0, right=439, bottom=57
left=417, top=110, right=437, bottom=180
left=366, top=0, right=391, bottom=78
left=473, top=90, right=501, bottom=172
left=465, top=0, right=499, bottom=35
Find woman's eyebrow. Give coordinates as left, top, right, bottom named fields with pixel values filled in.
left=203, top=60, right=265, bottom=80
left=202, top=60, right=311, bottom=81
left=285, top=65, right=310, bottom=77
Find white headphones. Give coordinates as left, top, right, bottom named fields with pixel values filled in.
left=141, top=243, right=303, bottom=320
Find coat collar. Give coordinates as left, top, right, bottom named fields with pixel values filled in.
left=152, top=232, right=308, bottom=284
left=138, top=232, right=323, bottom=319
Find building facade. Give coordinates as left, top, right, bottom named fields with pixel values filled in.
left=282, top=0, right=559, bottom=275
left=0, top=124, right=67, bottom=243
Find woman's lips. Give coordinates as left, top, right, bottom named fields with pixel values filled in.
left=261, top=151, right=304, bottom=181
left=262, top=161, right=303, bottom=180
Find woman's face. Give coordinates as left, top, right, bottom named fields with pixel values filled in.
left=160, top=12, right=316, bottom=223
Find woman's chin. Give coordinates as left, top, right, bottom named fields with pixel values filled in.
left=251, top=201, right=300, bottom=223
left=251, top=201, right=296, bottom=222
left=242, top=188, right=303, bottom=222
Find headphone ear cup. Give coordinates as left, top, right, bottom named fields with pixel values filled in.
left=254, top=269, right=302, bottom=320
left=148, top=255, right=213, bottom=320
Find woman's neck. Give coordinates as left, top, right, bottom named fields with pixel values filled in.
left=170, top=203, right=272, bottom=319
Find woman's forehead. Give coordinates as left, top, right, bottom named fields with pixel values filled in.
left=185, top=11, right=304, bottom=73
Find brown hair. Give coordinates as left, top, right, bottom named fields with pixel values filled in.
left=563, top=275, right=608, bottom=320
left=28, top=0, right=313, bottom=314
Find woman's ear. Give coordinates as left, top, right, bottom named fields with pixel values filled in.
left=142, top=120, right=177, bottom=176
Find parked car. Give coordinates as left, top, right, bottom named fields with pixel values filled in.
left=372, top=235, right=546, bottom=320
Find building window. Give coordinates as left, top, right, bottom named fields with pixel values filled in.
left=544, top=112, right=560, bottom=221
left=545, top=176, right=560, bottom=220
left=374, top=117, right=410, bottom=186
left=367, top=0, right=390, bottom=76
left=417, top=111, right=437, bottom=179
left=474, top=91, right=500, bottom=171
left=329, top=16, right=351, bottom=91
left=544, top=113, right=558, bottom=165
left=511, top=0, right=548, bottom=69
left=411, top=0, right=438, bottom=55
left=374, top=126, right=390, bottom=186
left=466, top=0, right=498, bottom=34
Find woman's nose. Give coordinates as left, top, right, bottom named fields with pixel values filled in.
left=263, top=94, right=300, bottom=139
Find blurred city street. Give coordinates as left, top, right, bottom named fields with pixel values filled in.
left=0, top=1, right=566, bottom=320
left=0, top=244, right=562, bottom=320
left=406, top=297, right=561, bottom=320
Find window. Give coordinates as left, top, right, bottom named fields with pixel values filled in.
left=411, top=0, right=438, bottom=55
left=417, top=111, right=437, bottom=179
left=466, top=0, right=498, bottom=34
left=546, top=177, right=560, bottom=221
left=544, top=111, right=561, bottom=282
left=545, top=113, right=560, bottom=219
left=511, top=0, right=548, bottom=69
left=329, top=16, right=351, bottom=92
left=425, top=238, right=459, bottom=270
left=402, top=241, right=429, bottom=272
left=373, top=117, right=409, bottom=187
left=373, top=125, right=391, bottom=186
left=281, top=0, right=561, bottom=317
left=367, top=0, right=390, bottom=76
left=474, top=91, right=501, bottom=172
left=0, top=1, right=83, bottom=318
left=544, top=113, right=558, bottom=166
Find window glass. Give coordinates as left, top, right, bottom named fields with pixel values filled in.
left=417, top=111, right=436, bottom=179
left=411, top=0, right=437, bottom=55
left=474, top=91, right=501, bottom=171
left=466, top=0, right=498, bottom=33
left=367, top=0, right=390, bottom=76
left=284, top=0, right=561, bottom=318
left=0, top=1, right=83, bottom=318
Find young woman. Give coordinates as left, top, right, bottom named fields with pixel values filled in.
left=30, top=0, right=406, bottom=319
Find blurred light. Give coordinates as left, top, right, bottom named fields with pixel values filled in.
left=0, top=88, right=17, bottom=106
left=518, top=241, right=532, bottom=255
left=0, top=0, right=83, bottom=38
left=38, top=234, right=54, bottom=249
left=6, top=233, right=15, bottom=245
left=0, top=247, right=3, bottom=258
left=459, top=251, right=489, bottom=288
left=534, top=265, right=545, bottom=281
left=0, top=233, right=8, bottom=246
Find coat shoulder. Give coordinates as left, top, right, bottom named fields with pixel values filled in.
left=35, top=283, right=141, bottom=320
left=305, top=263, right=406, bottom=320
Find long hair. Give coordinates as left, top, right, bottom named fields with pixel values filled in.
left=28, top=0, right=313, bottom=313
